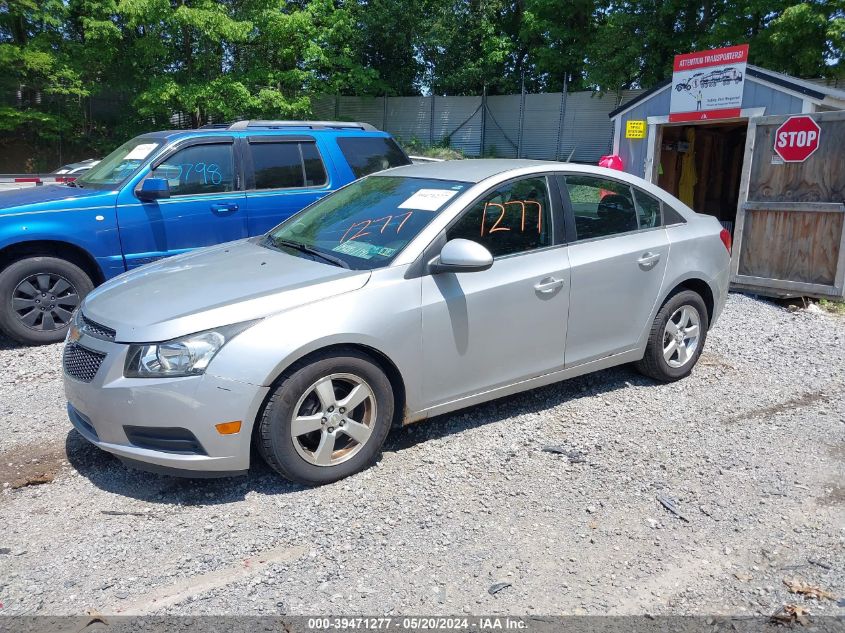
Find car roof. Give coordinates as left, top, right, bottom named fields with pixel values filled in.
left=139, top=124, right=389, bottom=142
left=377, top=159, right=689, bottom=213
left=382, top=159, right=564, bottom=183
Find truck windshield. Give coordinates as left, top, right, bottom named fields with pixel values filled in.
left=77, top=138, right=161, bottom=189
left=264, top=175, right=469, bottom=270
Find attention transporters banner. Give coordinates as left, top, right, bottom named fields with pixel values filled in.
left=669, top=44, right=749, bottom=123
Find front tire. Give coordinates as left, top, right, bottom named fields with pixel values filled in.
left=255, top=350, right=394, bottom=485
left=0, top=256, right=93, bottom=345
left=635, top=290, right=709, bottom=382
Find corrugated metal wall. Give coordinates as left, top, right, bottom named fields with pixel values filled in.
left=484, top=94, right=522, bottom=158
left=520, top=93, right=563, bottom=159
left=310, top=90, right=642, bottom=163
left=433, top=95, right=483, bottom=155
left=385, top=96, right=431, bottom=144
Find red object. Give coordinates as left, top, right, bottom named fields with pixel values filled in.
left=773, top=116, right=821, bottom=163
left=598, top=154, right=623, bottom=171
left=672, top=44, right=749, bottom=73
left=669, top=108, right=742, bottom=123
left=719, top=228, right=732, bottom=253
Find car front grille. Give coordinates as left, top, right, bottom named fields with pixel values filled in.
left=81, top=314, right=116, bottom=340
left=63, top=343, right=106, bottom=383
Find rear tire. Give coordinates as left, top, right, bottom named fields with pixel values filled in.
left=0, top=256, right=93, bottom=345
left=256, top=350, right=394, bottom=486
left=635, top=290, right=709, bottom=382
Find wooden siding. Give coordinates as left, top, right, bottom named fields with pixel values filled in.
left=738, top=207, right=843, bottom=285
left=732, top=110, right=845, bottom=298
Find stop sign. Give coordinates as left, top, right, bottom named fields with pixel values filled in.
left=773, top=115, right=821, bottom=162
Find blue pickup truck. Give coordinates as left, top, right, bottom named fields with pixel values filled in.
left=0, top=120, right=410, bottom=344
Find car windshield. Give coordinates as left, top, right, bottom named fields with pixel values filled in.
left=264, top=175, right=470, bottom=270
left=77, top=138, right=161, bottom=189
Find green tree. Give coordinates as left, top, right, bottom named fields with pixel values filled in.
left=0, top=0, right=87, bottom=138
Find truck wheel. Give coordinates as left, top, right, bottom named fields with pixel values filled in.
left=0, top=257, right=94, bottom=345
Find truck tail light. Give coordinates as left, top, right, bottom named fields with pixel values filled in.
left=719, top=228, right=732, bottom=254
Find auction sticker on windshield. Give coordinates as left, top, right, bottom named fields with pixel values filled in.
left=398, top=189, right=459, bottom=211
left=124, top=143, right=158, bottom=161
left=332, top=241, right=397, bottom=260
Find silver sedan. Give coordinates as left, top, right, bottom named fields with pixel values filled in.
left=63, top=160, right=731, bottom=485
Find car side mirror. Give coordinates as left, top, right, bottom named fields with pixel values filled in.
left=429, top=239, right=493, bottom=274
left=137, top=177, right=170, bottom=201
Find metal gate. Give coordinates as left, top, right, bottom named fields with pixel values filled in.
left=731, top=110, right=845, bottom=299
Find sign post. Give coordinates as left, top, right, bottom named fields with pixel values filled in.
left=773, top=115, right=821, bottom=162
left=669, top=44, right=749, bottom=123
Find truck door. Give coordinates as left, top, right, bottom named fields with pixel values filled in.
left=116, top=137, right=247, bottom=269
left=243, top=136, right=334, bottom=235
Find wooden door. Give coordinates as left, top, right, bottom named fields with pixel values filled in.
left=731, top=110, right=845, bottom=298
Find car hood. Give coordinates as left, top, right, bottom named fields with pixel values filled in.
left=83, top=239, right=372, bottom=342
left=0, top=184, right=115, bottom=214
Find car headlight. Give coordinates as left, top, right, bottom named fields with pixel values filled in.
left=124, top=321, right=257, bottom=378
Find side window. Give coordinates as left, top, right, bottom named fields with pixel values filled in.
left=632, top=187, right=663, bottom=229
left=249, top=141, right=328, bottom=190
left=446, top=177, right=552, bottom=258
left=663, top=203, right=687, bottom=225
left=337, top=137, right=411, bottom=178
left=251, top=142, right=303, bottom=189
left=151, top=144, right=235, bottom=196
left=301, top=142, right=328, bottom=186
left=564, top=175, right=637, bottom=240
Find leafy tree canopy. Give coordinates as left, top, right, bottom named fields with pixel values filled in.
left=0, top=0, right=841, bottom=149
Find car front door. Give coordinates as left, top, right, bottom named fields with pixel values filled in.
left=243, top=137, right=334, bottom=236
left=116, top=138, right=247, bottom=269
left=420, top=175, right=570, bottom=408
left=559, top=174, right=670, bottom=367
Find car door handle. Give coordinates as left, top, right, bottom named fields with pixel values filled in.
left=211, top=203, right=239, bottom=215
left=637, top=252, right=661, bottom=269
left=534, top=277, right=565, bottom=293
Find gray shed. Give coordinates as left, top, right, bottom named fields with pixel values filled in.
left=609, top=66, right=845, bottom=299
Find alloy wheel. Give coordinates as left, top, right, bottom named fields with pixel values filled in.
left=12, top=273, right=80, bottom=332
left=290, top=373, right=377, bottom=467
left=662, top=305, right=701, bottom=368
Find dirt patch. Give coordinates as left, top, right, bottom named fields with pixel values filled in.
left=698, top=351, right=737, bottom=371
left=0, top=440, right=66, bottom=491
left=725, top=388, right=833, bottom=424
left=816, top=484, right=845, bottom=507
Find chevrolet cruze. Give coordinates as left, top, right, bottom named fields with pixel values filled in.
left=63, top=160, right=731, bottom=485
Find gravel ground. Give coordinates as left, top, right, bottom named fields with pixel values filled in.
left=0, top=293, right=843, bottom=617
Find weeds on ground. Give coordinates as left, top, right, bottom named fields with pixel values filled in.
left=818, top=298, right=845, bottom=315
left=401, top=136, right=464, bottom=160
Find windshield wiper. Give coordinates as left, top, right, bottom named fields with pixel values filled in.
left=272, top=238, right=350, bottom=269
left=64, top=180, right=78, bottom=188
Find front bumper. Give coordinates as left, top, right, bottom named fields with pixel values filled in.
left=63, top=331, right=269, bottom=475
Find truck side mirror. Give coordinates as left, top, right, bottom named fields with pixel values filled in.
left=137, top=177, right=170, bottom=201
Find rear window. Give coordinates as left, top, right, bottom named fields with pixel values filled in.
left=337, top=137, right=411, bottom=178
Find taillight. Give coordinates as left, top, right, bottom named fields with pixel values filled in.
left=719, top=228, right=732, bottom=253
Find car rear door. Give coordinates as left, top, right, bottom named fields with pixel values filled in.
left=420, top=175, right=570, bottom=407
left=242, top=136, right=334, bottom=236
left=116, top=137, right=247, bottom=269
left=558, top=174, right=670, bottom=367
